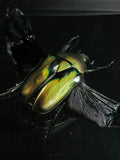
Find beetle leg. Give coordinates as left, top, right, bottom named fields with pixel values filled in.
left=86, top=60, right=115, bottom=73
left=51, top=117, right=75, bottom=135
left=54, top=118, right=75, bottom=128
left=43, top=103, right=65, bottom=139
left=60, top=35, right=80, bottom=52
left=0, top=82, right=22, bottom=100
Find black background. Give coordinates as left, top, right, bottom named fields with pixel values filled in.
left=1, top=0, right=120, bottom=160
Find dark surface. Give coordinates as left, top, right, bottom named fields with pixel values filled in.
left=1, top=5, right=120, bottom=160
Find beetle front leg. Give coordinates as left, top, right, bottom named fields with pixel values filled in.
left=0, top=82, right=22, bottom=100
left=86, top=60, right=115, bottom=73
left=60, top=35, right=80, bottom=52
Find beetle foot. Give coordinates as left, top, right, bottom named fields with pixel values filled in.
left=42, top=120, right=52, bottom=140
left=86, top=59, right=116, bottom=73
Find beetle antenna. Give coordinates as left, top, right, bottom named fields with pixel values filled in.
left=0, top=82, right=22, bottom=100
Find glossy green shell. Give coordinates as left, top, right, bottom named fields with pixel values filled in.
left=33, top=68, right=80, bottom=113
left=20, top=53, right=85, bottom=114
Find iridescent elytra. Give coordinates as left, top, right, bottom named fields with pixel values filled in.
left=20, top=54, right=83, bottom=114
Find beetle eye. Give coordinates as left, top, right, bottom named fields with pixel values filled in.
left=90, top=60, right=94, bottom=65
left=83, top=58, right=87, bottom=62
left=83, top=57, right=90, bottom=64
left=83, top=56, right=94, bottom=66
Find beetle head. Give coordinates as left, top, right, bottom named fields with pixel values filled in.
left=80, top=53, right=94, bottom=69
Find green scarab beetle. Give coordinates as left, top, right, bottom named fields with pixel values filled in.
left=1, top=7, right=120, bottom=139
left=20, top=53, right=89, bottom=114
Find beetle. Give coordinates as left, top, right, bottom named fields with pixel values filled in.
left=1, top=7, right=120, bottom=139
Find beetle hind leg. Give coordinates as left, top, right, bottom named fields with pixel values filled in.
left=43, top=103, right=65, bottom=139
left=43, top=118, right=75, bottom=140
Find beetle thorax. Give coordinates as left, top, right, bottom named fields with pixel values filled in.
left=57, top=53, right=89, bottom=74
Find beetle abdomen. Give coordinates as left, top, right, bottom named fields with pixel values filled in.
left=32, top=68, right=81, bottom=114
